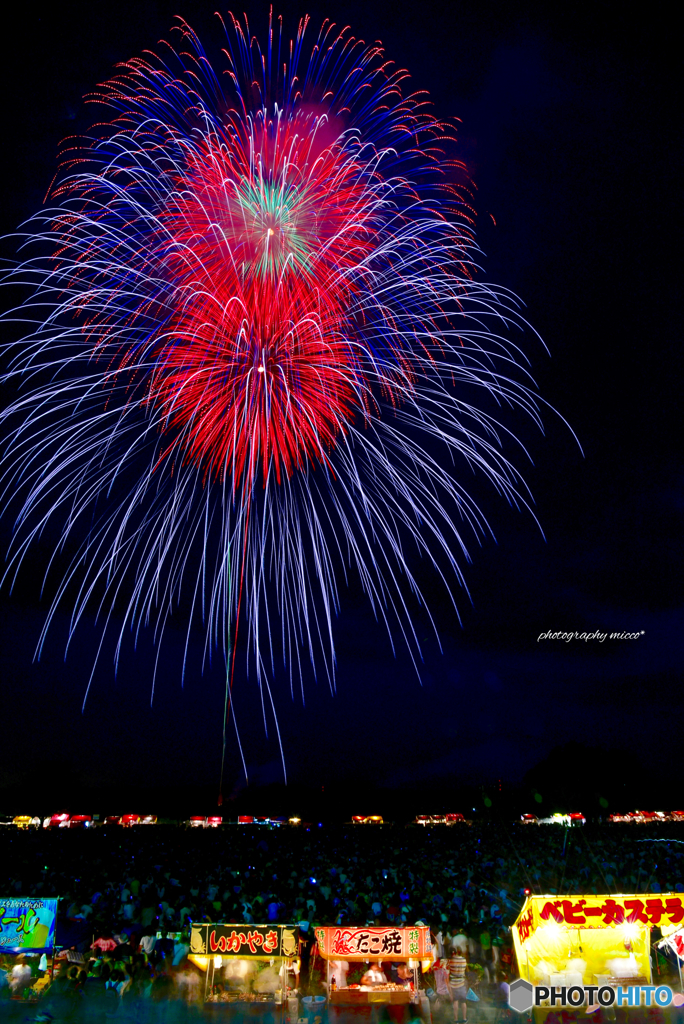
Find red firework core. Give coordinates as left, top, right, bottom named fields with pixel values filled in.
left=145, top=111, right=379, bottom=486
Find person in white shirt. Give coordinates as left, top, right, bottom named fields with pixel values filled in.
left=10, top=961, right=32, bottom=994
left=361, top=963, right=387, bottom=986
left=140, top=933, right=157, bottom=956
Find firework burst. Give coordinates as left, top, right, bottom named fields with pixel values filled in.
left=0, top=12, right=564, bottom=780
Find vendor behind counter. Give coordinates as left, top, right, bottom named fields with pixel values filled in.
left=361, top=963, right=387, bottom=986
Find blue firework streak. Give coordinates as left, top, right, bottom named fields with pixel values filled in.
left=0, top=12, right=572, bottom=782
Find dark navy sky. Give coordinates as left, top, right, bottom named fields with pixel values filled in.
left=0, top=0, right=680, bottom=801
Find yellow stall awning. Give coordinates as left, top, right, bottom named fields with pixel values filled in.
left=512, top=893, right=684, bottom=987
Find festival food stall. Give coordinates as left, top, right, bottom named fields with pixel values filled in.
left=68, top=815, right=93, bottom=829
left=0, top=897, right=58, bottom=999
left=315, top=925, right=433, bottom=1007
left=12, top=816, right=40, bottom=829
left=189, top=922, right=299, bottom=1011
left=512, top=893, right=684, bottom=989
left=46, top=814, right=70, bottom=829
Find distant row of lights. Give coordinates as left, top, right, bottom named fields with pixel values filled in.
left=8, top=810, right=681, bottom=830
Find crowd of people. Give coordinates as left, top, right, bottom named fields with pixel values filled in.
left=0, top=822, right=682, bottom=1019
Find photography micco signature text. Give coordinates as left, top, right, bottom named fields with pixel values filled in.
left=537, top=630, right=645, bottom=643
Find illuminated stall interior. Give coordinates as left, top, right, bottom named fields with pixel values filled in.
left=315, top=926, right=434, bottom=1005
left=188, top=923, right=299, bottom=1003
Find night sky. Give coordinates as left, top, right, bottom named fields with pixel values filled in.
left=0, top=0, right=680, bottom=806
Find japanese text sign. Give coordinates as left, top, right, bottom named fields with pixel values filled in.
left=514, top=893, right=684, bottom=945
left=315, top=926, right=432, bottom=960
left=190, top=923, right=297, bottom=958
left=0, top=898, right=58, bottom=951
